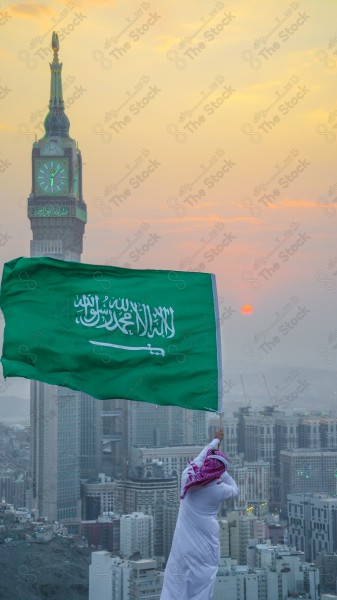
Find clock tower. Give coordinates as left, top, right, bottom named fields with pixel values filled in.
left=28, top=31, right=87, bottom=260
left=27, top=33, right=100, bottom=529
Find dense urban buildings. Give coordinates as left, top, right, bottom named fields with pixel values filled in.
left=212, top=546, right=320, bottom=600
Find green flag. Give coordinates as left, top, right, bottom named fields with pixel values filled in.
left=0, top=256, right=222, bottom=411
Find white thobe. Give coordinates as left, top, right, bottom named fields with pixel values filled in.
left=160, top=439, right=239, bottom=600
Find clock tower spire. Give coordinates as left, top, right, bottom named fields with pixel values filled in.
left=44, top=31, right=70, bottom=138
left=28, top=31, right=87, bottom=262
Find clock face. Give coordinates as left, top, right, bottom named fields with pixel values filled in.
left=35, top=159, right=68, bottom=195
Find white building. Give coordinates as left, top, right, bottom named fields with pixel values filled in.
left=89, top=551, right=163, bottom=600
left=89, top=552, right=124, bottom=600
left=120, top=512, right=153, bottom=559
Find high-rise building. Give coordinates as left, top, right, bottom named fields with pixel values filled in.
left=299, top=418, right=322, bottom=449
left=129, top=402, right=184, bottom=449
left=28, top=32, right=90, bottom=528
left=120, top=512, right=153, bottom=559
left=0, top=472, right=13, bottom=504
left=222, top=417, right=238, bottom=456
left=244, top=411, right=282, bottom=506
left=288, top=493, right=337, bottom=561
left=231, top=459, right=270, bottom=510
left=243, top=411, right=337, bottom=509
left=115, top=476, right=178, bottom=558
left=244, top=412, right=278, bottom=474
left=315, top=553, right=337, bottom=595
left=80, top=393, right=101, bottom=481
left=227, top=510, right=258, bottom=565
left=128, top=402, right=207, bottom=452
left=100, top=399, right=129, bottom=479
left=81, top=474, right=116, bottom=520
left=320, top=418, right=337, bottom=448
left=280, top=450, right=337, bottom=511
left=233, top=406, right=252, bottom=455
left=295, top=415, right=337, bottom=450
left=218, top=517, right=230, bottom=557
left=274, top=415, right=299, bottom=475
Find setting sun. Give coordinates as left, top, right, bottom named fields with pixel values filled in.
left=241, top=305, right=254, bottom=316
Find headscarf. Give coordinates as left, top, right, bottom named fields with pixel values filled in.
left=181, top=448, right=231, bottom=499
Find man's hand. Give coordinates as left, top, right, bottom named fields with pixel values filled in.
left=214, top=428, right=224, bottom=442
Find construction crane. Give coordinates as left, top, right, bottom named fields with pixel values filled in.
left=262, top=374, right=278, bottom=413
left=240, top=374, right=251, bottom=410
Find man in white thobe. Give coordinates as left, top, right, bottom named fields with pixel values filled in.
left=160, top=429, right=239, bottom=600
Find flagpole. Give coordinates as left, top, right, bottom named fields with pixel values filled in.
left=211, top=272, right=223, bottom=448
left=218, top=363, right=223, bottom=448
left=218, top=412, right=223, bottom=448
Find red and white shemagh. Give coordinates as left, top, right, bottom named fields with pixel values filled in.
left=181, top=448, right=231, bottom=499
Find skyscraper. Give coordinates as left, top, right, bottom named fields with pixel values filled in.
left=114, top=476, right=178, bottom=558
left=288, top=493, right=337, bottom=561
left=120, top=512, right=154, bottom=559
left=280, top=449, right=337, bottom=511
left=128, top=401, right=208, bottom=458
left=27, top=32, right=94, bottom=528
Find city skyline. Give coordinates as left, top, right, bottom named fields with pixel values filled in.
left=0, top=0, right=337, bottom=408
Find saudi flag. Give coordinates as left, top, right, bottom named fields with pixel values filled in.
left=0, top=256, right=222, bottom=412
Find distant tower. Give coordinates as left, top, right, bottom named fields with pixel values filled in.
left=28, top=33, right=99, bottom=529
left=28, top=31, right=86, bottom=260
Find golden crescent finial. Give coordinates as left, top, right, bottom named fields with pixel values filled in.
left=52, top=31, right=59, bottom=52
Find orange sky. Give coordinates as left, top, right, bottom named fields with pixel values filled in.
left=0, top=0, right=337, bottom=396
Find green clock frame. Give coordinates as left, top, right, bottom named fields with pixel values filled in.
left=35, top=158, right=69, bottom=196
left=73, top=164, right=79, bottom=198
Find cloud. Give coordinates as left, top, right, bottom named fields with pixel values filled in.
left=9, top=3, right=52, bottom=18
left=281, top=199, right=317, bottom=209
left=89, top=215, right=253, bottom=229
left=66, top=0, right=114, bottom=5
